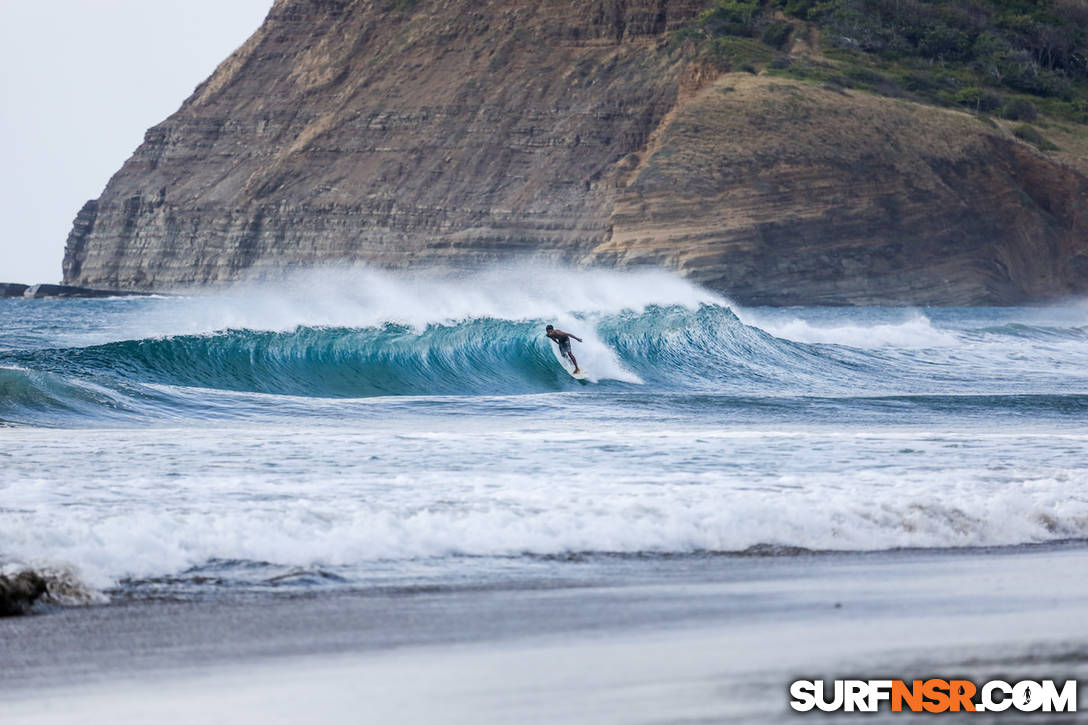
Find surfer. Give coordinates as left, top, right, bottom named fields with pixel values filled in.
left=545, top=325, right=583, bottom=374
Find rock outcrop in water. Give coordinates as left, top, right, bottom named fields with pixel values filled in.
left=61, top=0, right=1088, bottom=304
left=0, top=571, right=48, bottom=617
left=0, top=283, right=147, bottom=298
left=0, top=283, right=30, bottom=297
left=6, top=284, right=147, bottom=299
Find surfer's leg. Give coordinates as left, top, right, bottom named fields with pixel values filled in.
left=569, top=352, right=579, bottom=373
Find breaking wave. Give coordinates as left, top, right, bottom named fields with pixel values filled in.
left=6, top=461, right=1088, bottom=594
left=2, top=267, right=1088, bottom=425
left=2, top=305, right=810, bottom=399
left=3, top=269, right=1088, bottom=596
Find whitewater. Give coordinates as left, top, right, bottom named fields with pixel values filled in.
left=2, top=267, right=1087, bottom=598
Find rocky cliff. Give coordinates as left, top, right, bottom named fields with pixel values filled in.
left=62, top=0, right=1088, bottom=304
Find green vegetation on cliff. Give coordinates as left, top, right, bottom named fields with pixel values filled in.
left=681, top=0, right=1088, bottom=126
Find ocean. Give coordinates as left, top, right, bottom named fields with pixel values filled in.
left=2, top=267, right=1087, bottom=722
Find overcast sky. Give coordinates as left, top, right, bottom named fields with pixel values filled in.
left=0, top=0, right=273, bottom=284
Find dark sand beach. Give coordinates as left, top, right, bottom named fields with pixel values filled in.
left=4, top=544, right=1086, bottom=723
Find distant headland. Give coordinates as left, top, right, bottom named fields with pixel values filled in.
left=60, top=0, right=1088, bottom=305
left=1, top=282, right=149, bottom=299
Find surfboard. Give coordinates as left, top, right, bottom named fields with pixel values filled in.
left=552, top=347, right=589, bottom=381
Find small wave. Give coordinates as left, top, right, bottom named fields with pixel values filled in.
left=965, top=322, right=1088, bottom=342
left=5, top=473, right=1086, bottom=592
left=738, top=310, right=961, bottom=348
left=0, top=366, right=147, bottom=425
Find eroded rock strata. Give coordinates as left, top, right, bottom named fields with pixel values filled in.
left=62, top=0, right=1088, bottom=304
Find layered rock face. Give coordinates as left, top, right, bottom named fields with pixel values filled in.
left=63, top=0, right=1088, bottom=304
left=598, top=75, right=1088, bottom=304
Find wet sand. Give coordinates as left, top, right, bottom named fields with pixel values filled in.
left=3, top=544, right=1086, bottom=724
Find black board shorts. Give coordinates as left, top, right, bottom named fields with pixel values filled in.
left=558, top=339, right=572, bottom=355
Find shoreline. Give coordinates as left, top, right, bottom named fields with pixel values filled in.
left=4, top=543, right=1087, bottom=723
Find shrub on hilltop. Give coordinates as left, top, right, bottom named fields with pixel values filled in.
left=678, top=0, right=1088, bottom=125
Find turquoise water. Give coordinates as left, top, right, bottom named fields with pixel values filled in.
left=1, top=269, right=1086, bottom=599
